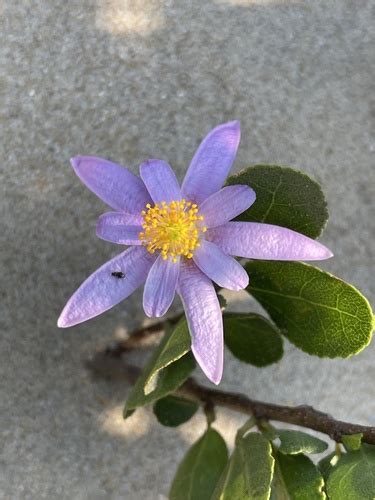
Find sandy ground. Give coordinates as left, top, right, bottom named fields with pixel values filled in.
left=1, top=1, right=374, bottom=498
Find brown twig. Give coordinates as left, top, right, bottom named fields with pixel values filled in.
left=176, top=379, right=375, bottom=444
left=87, top=349, right=375, bottom=445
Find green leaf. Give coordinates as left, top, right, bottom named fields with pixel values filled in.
left=318, top=452, right=339, bottom=481
left=341, top=433, right=363, bottom=451
left=143, top=319, right=191, bottom=394
left=170, top=428, right=228, bottom=500
left=326, top=445, right=375, bottom=499
left=213, top=432, right=274, bottom=500
left=224, top=313, right=283, bottom=367
left=259, top=422, right=279, bottom=441
left=153, top=395, right=199, bottom=427
left=123, top=409, right=135, bottom=419
left=246, top=261, right=374, bottom=358
left=123, top=330, right=195, bottom=415
left=278, top=430, right=328, bottom=455
left=271, top=452, right=325, bottom=499
left=226, top=165, right=328, bottom=239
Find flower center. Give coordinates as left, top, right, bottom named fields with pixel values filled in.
left=139, top=200, right=207, bottom=262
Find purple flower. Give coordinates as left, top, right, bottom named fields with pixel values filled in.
left=58, top=121, right=332, bottom=384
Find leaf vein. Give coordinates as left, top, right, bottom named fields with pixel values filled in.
left=250, top=287, right=361, bottom=320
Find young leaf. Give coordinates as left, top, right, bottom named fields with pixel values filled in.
left=213, top=432, right=274, bottom=500
left=246, top=261, right=374, bottom=358
left=224, top=313, right=283, bottom=367
left=144, top=319, right=191, bottom=394
left=341, top=433, right=363, bottom=451
left=278, top=430, right=328, bottom=455
left=326, top=445, right=375, bottom=499
left=226, top=165, right=328, bottom=239
left=153, top=395, right=199, bottom=427
left=169, top=428, right=228, bottom=500
left=271, top=452, right=326, bottom=499
left=123, top=330, right=195, bottom=416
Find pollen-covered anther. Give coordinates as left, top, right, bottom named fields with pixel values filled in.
left=139, top=199, right=206, bottom=262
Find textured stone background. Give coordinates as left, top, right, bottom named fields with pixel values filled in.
left=1, top=0, right=374, bottom=498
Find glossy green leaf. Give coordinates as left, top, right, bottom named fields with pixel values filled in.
left=341, top=433, right=363, bottom=451
left=226, top=165, right=328, bottom=238
left=213, top=432, right=274, bottom=500
left=153, top=395, right=198, bottom=427
left=224, top=313, right=283, bottom=367
left=271, top=452, right=325, bottom=499
left=278, top=430, right=328, bottom=455
left=123, top=331, right=195, bottom=416
left=326, top=445, right=375, bottom=499
left=170, top=428, right=228, bottom=500
left=246, top=261, right=374, bottom=358
left=144, top=319, right=191, bottom=394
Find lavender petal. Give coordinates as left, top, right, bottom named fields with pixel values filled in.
left=57, top=246, right=155, bottom=327
left=143, top=255, right=180, bottom=317
left=199, top=185, right=256, bottom=228
left=207, top=222, right=334, bottom=261
left=193, top=240, right=249, bottom=290
left=96, top=212, right=143, bottom=245
left=71, top=156, right=151, bottom=213
left=181, top=121, right=241, bottom=204
left=140, top=159, right=182, bottom=204
left=177, top=260, right=223, bottom=384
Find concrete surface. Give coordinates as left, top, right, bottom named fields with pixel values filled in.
left=1, top=0, right=374, bottom=498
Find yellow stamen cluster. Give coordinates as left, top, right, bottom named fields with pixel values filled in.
left=139, top=200, right=207, bottom=263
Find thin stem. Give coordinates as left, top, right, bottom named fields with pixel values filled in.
left=237, top=417, right=257, bottom=440
left=204, top=400, right=216, bottom=426
left=88, top=315, right=375, bottom=446
left=176, top=379, right=375, bottom=445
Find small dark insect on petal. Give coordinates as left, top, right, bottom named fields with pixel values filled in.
left=111, top=271, right=125, bottom=279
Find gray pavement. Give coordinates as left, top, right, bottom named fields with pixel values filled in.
left=1, top=0, right=375, bottom=498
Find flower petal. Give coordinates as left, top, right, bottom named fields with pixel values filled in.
left=140, top=159, right=181, bottom=203
left=57, top=247, right=155, bottom=328
left=177, top=261, right=223, bottom=384
left=143, top=255, right=180, bottom=317
left=193, top=240, right=249, bottom=291
left=199, top=185, right=256, bottom=228
left=181, top=121, right=241, bottom=204
left=71, top=156, right=151, bottom=213
left=206, top=222, right=334, bottom=261
left=96, top=212, right=143, bottom=245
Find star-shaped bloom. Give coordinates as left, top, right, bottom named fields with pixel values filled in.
left=58, top=121, right=332, bottom=384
